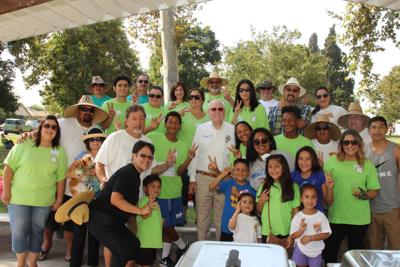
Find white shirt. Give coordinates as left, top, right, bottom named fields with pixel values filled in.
left=259, top=99, right=279, bottom=114
left=290, top=210, right=331, bottom=258
left=360, top=128, right=371, bottom=145
left=311, top=139, right=339, bottom=163
left=311, top=105, right=346, bottom=127
left=188, top=121, right=235, bottom=182
left=229, top=213, right=261, bottom=243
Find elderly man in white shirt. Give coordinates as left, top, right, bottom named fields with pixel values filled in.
left=189, top=99, right=235, bottom=240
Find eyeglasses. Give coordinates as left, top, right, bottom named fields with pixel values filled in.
left=238, top=88, right=251, bottom=93
left=254, top=138, right=268, bottom=146
left=316, top=125, right=330, bottom=131
left=43, top=124, right=57, bottom=130
left=92, top=83, right=105, bottom=87
left=79, top=107, right=95, bottom=113
left=210, top=107, right=224, bottom=112
left=284, top=87, right=300, bottom=93
left=138, top=80, right=149, bottom=84
left=208, top=80, right=221, bottom=85
left=316, top=93, right=330, bottom=99
left=259, top=87, right=273, bottom=91
left=149, top=94, right=162, bottom=99
left=88, top=138, right=103, bottom=142
left=138, top=153, right=154, bottom=160
left=342, top=140, right=358, bottom=146
left=189, top=95, right=201, bottom=100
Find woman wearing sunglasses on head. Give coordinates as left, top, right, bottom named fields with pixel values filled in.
left=142, top=86, right=168, bottom=134
left=323, top=130, right=380, bottom=263
left=1, top=115, right=68, bottom=267
left=311, top=87, right=346, bottom=127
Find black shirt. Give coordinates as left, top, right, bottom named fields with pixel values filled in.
left=91, top=163, right=140, bottom=224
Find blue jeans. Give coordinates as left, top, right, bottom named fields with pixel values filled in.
left=8, top=204, right=51, bottom=253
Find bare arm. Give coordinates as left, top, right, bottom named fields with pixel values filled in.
left=95, top=162, right=108, bottom=185
left=1, top=165, right=14, bottom=205
left=209, top=169, right=230, bottom=191
left=52, top=180, right=65, bottom=211
left=110, top=192, right=151, bottom=215
left=228, top=205, right=241, bottom=230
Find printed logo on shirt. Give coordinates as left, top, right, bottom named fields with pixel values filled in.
left=225, top=135, right=231, bottom=144
left=202, top=134, right=212, bottom=138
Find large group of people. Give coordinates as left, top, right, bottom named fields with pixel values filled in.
left=1, top=71, right=400, bottom=267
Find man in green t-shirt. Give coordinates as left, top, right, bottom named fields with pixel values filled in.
left=275, top=106, right=314, bottom=159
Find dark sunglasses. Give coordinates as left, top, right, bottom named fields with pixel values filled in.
left=189, top=95, right=201, bottom=100
left=138, top=79, right=149, bottom=84
left=259, top=87, right=273, bottom=91
left=88, top=137, right=103, bottom=142
left=138, top=153, right=154, bottom=160
left=316, top=125, right=330, bottom=131
left=342, top=140, right=358, bottom=146
left=238, top=88, right=251, bottom=93
left=79, top=107, right=95, bottom=113
left=254, top=138, right=268, bottom=146
left=43, top=124, right=58, bottom=130
left=92, top=83, right=105, bottom=87
left=210, top=107, right=224, bottom=112
left=316, top=93, right=330, bottom=99
left=149, top=94, right=162, bottom=99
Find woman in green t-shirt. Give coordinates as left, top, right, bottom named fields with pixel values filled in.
left=324, top=130, right=380, bottom=263
left=2, top=115, right=67, bottom=267
left=167, top=81, right=189, bottom=112
left=229, top=121, right=253, bottom=163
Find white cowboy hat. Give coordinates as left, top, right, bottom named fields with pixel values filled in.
left=278, top=77, right=306, bottom=97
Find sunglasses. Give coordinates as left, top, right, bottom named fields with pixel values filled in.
left=79, top=107, right=95, bottom=113
left=208, top=80, right=221, bottom=85
left=149, top=94, right=162, bottom=99
left=316, top=93, right=330, bottom=99
left=189, top=95, right=201, bottom=100
left=259, top=87, right=273, bottom=91
left=316, top=125, right=330, bottom=131
left=254, top=138, right=268, bottom=146
left=43, top=124, right=58, bottom=130
left=210, top=107, right=224, bottom=112
left=138, top=153, right=154, bottom=160
left=88, top=137, right=103, bottom=142
left=238, top=88, right=251, bottom=93
left=342, top=140, right=358, bottom=146
left=138, top=80, right=149, bottom=84
left=92, top=83, right=105, bottom=87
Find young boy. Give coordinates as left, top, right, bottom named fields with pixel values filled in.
left=136, top=175, right=163, bottom=267
left=209, top=158, right=256, bottom=241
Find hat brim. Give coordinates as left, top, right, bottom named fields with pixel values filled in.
left=304, top=121, right=342, bottom=141
left=278, top=84, right=306, bottom=97
left=200, top=77, right=229, bottom=88
left=337, top=112, right=370, bottom=129
left=63, top=103, right=109, bottom=124
left=81, top=133, right=107, bottom=141
left=55, top=191, right=95, bottom=224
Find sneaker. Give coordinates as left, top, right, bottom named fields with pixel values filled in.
left=160, top=256, right=175, bottom=267
left=175, top=241, right=189, bottom=264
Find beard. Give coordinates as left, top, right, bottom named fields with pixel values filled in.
left=82, top=113, right=93, bottom=123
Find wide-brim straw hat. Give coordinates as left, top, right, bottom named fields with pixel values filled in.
left=304, top=114, right=342, bottom=141
left=87, top=75, right=110, bottom=93
left=278, top=77, right=306, bottom=97
left=338, top=102, right=370, bottom=129
left=81, top=128, right=107, bottom=141
left=64, top=95, right=108, bottom=124
left=55, top=191, right=94, bottom=225
left=200, top=71, right=229, bottom=88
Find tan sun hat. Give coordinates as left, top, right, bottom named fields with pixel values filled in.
left=200, top=71, right=229, bottom=88
left=278, top=77, right=306, bottom=97
left=55, top=191, right=94, bottom=225
left=304, top=114, right=342, bottom=141
left=63, top=95, right=108, bottom=124
left=337, top=102, right=370, bottom=129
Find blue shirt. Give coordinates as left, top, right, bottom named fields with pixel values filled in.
left=219, top=178, right=256, bottom=234
left=291, top=170, right=326, bottom=212
left=90, top=95, right=111, bottom=107
left=127, top=95, right=149, bottom=104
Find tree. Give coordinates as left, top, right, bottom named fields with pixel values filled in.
left=308, top=33, right=319, bottom=53
left=8, top=20, right=140, bottom=108
left=0, top=47, right=18, bottom=114
left=323, top=25, right=354, bottom=108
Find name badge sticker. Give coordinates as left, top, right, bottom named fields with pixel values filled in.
left=50, top=149, right=59, bottom=163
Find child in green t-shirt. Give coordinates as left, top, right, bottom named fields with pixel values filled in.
left=136, top=175, right=163, bottom=267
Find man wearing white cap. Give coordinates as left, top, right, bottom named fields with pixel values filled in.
left=88, top=75, right=111, bottom=107
left=268, top=77, right=312, bottom=136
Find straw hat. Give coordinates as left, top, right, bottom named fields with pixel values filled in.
left=63, top=95, right=108, bottom=124
left=337, top=102, right=370, bottom=129
left=200, top=71, right=229, bottom=88
left=88, top=75, right=110, bottom=93
left=81, top=128, right=107, bottom=142
left=304, top=114, right=342, bottom=141
left=55, top=191, right=94, bottom=225
left=278, top=77, right=306, bottom=97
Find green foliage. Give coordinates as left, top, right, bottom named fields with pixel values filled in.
left=8, top=20, right=140, bottom=108
left=308, top=33, right=319, bottom=53
left=0, top=52, right=18, bottom=114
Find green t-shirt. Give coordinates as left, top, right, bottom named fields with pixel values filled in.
left=324, top=156, right=380, bottom=225
left=147, top=133, right=187, bottom=199
left=256, top=182, right=300, bottom=236
left=4, top=139, right=68, bottom=207
left=137, top=196, right=163, bottom=248
left=101, top=98, right=131, bottom=134
left=142, top=103, right=167, bottom=133
left=177, top=112, right=209, bottom=149
left=203, top=93, right=232, bottom=121
left=275, top=134, right=314, bottom=159
left=167, top=101, right=189, bottom=112
left=228, top=104, right=270, bottom=130
left=229, top=143, right=247, bottom=165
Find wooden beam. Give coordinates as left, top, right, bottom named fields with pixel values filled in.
left=0, top=0, right=54, bottom=16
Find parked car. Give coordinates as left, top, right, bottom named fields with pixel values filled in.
left=3, top=118, right=32, bottom=135
left=26, top=119, right=41, bottom=130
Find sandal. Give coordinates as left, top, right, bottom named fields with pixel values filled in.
left=38, top=249, right=50, bottom=261
left=64, top=255, right=71, bottom=262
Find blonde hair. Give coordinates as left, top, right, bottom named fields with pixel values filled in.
left=336, top=129, right=365, bottom=166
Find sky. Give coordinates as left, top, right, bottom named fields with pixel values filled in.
left=5, top=0, right=400, bottom=107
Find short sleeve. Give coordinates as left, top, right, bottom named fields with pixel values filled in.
left=290, top=213, right=301, bottom=235
left=3, top=143, right=21, bottom=171
left=292, top=183, right=301, bottom=209
left=112, top=170, right=133, bottom=197
left=365, top=160, right=380, bottom=190
left=256, top=219, right=262, bottom=239
left=319, top=212, right=332, bottom=234
left=256, top=183, right=264, bottom=202
left=318, top=171, right=326, bottom=186
left=56, top=148, right=68, bottom=182
left=218, top=179, right=231, bottom=194
left=95, top=135, right=113, bottom=165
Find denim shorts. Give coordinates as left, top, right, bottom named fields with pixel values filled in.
left=157, top=197, right=184, bottom=227
left=8, top=204, right=51, bottom=253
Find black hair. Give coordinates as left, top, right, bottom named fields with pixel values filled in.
left=294, top=146, right=321, bottom=173
left=143, top=174, right=162, bottom=188
left=125, top=104, right=146, bottom=119
left=233, top=158, right=250, bottom=168
left=282, top=106, right=301, bottom=119
left=234, top=121, right=253, bottom=150
left=149, top=85, right=164, bottom=95
left=246, top=128, right=276, bottom=163
left=299, top=184, right=318, bottom=211
left=368, top=116, right=388, bottom=128
left=262, top=154, right=294, bottom=202
left=170, top=81, right=188, bottom=102
left=164, top=111, right=182, bottom=124
left=113, top=74, right=131, bottom=87
left=35, top=115, right=61, bottom=148
left=83, top=128, right=106, bottom=151
left=233, top=79, right=259, bottom=112
left=238, top=192, right=257, bottom=217
left=311, top=87, right=330, bottom=115
left=132, top=140, right=155, bottom=154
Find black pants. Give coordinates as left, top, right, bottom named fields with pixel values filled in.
left=70, top=222, right=99, bottom=267
left=87, top=209, right=140, bottom=267
left=323, top=223, right=368, bottom=263
left=220, top=232, right=233, bottom=242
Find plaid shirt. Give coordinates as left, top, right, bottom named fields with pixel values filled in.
left=268, top=103, right=312, bottom=136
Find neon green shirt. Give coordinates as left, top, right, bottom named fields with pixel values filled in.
left=142, top=103, right=167, bottom=133
left=4, top=139, right=68, bottom=207
left=147, top=133, right=187, bottom=199
left=324, top=156, right=380, bottom=225
left=203, top=93, right=232, bottom=121
left=228, top=104, right=270, bottom=130
left=256, top=182, right=300, bottom=236
left=167, top=101, right=189, bottom=112
left=275, top=134, right=314, bottom=159
left=178, top=111, right=209, bottom=149
left=229, top=143, right=247, bottom=165
left=101, top=98, right=131, bottom=134
left=137, top=196, right=163, bottom=248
